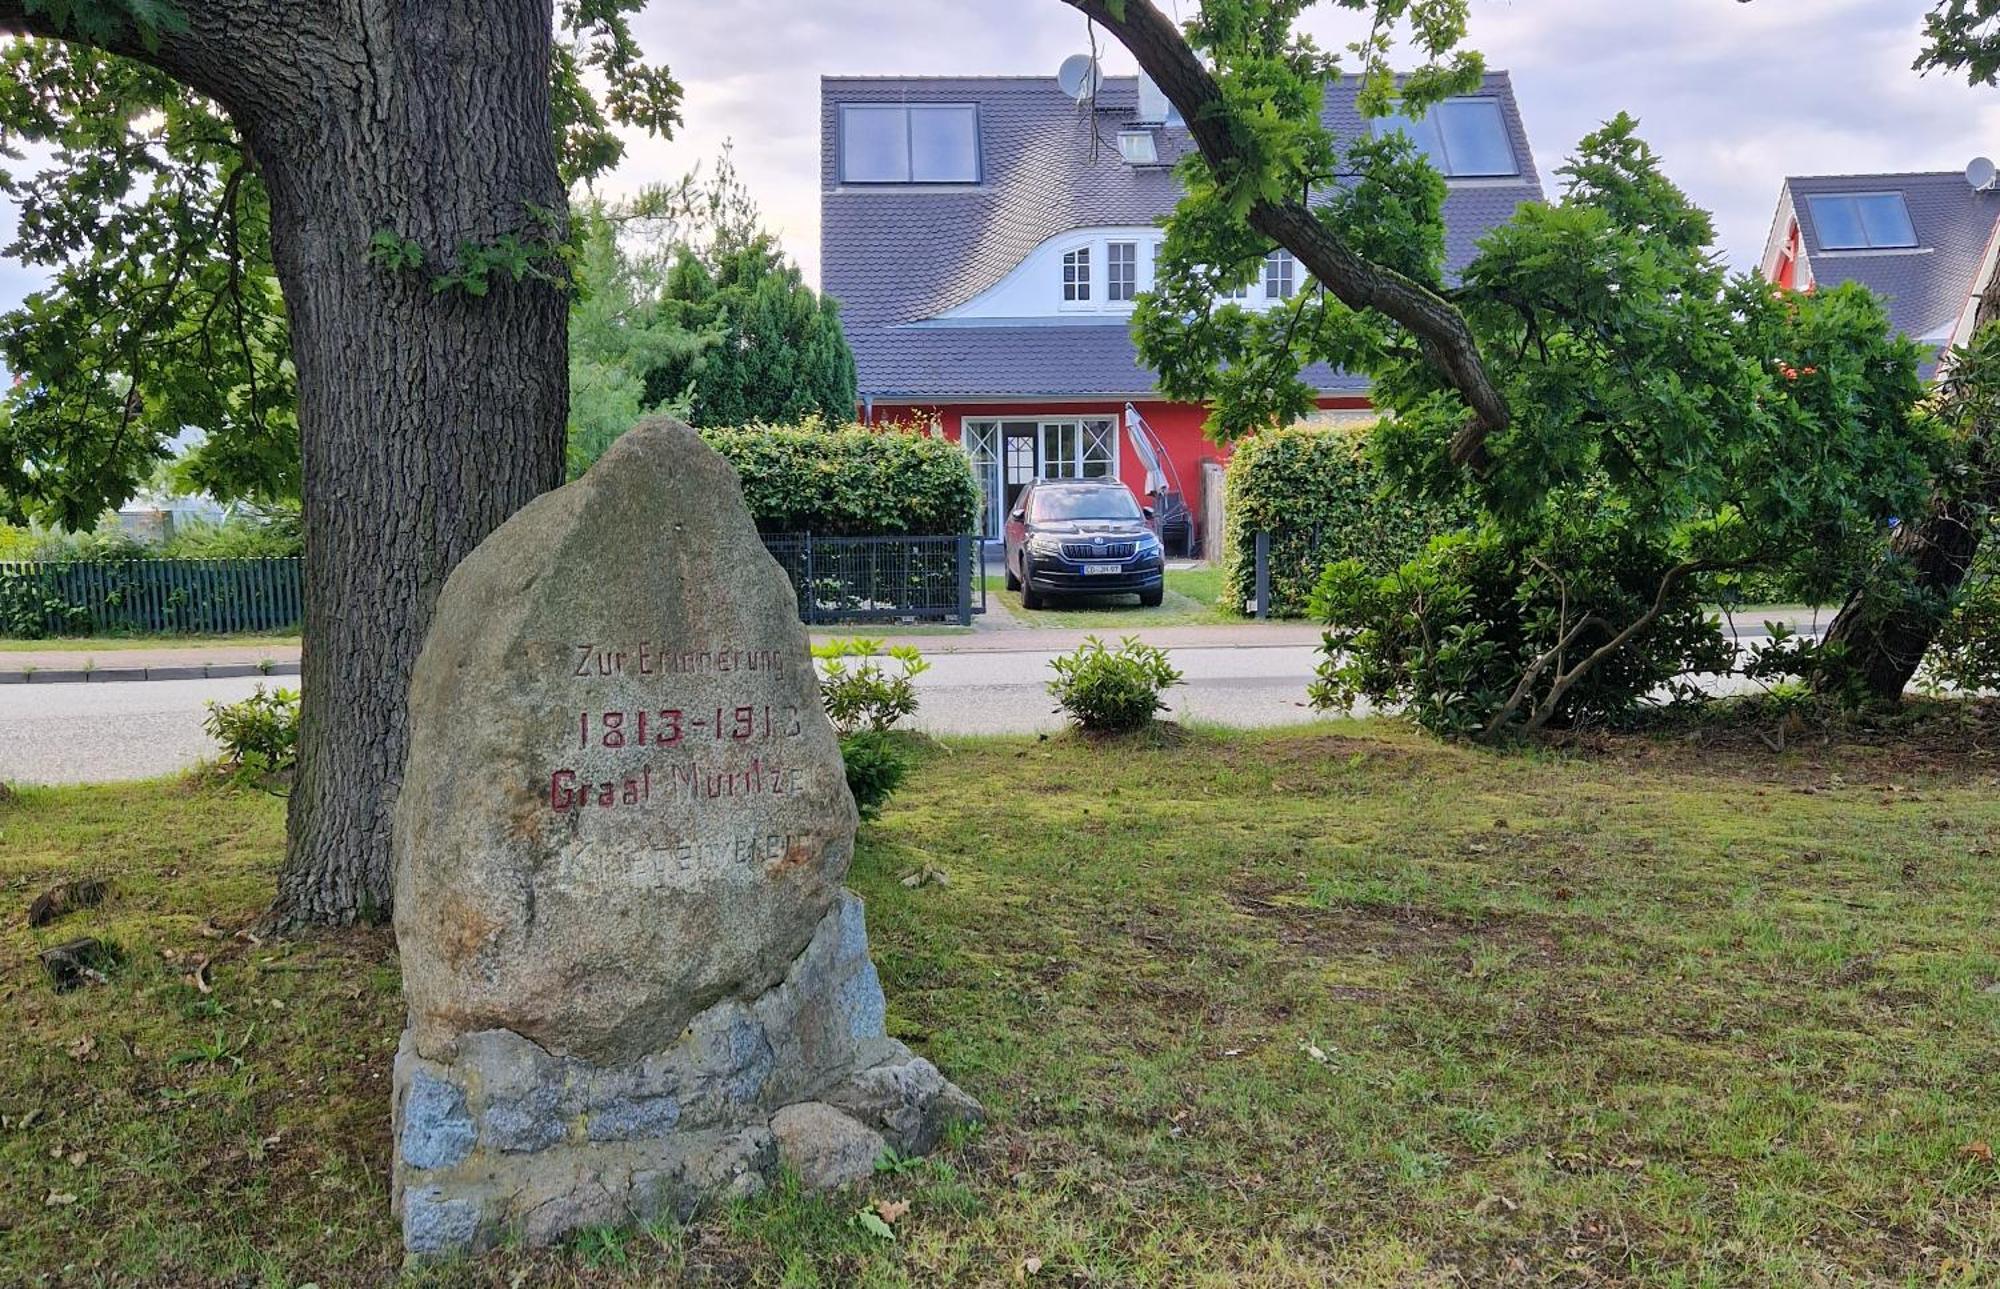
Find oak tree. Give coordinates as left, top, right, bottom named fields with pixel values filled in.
left=0, top=0, right=677, bottom=924
left=1061, top=0, right=1509, bottom=465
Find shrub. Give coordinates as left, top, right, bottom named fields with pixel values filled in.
left=203, top=685, right=300, bottom=783
left=1924, top=547, right=2000, bottom=694
left=702, top=420, right=980, bottom=536
left=1047, top=635, right=1183, bottom=733
left=837, top=730, right=909, bottom=822
left=1311, top=514, right=1734, bottom=740
left=0, top=522, right=150, bottom=564
left=159, top=504, right=304, bottom=558
left=812, top=637, right=930, bottom=735
left=813, top=638, right=929, bottom=819
left=0, top=568, right=89, bottom=638
left=1223, top=422, right=1474, bottom=618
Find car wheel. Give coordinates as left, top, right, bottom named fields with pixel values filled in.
left=1005, top=560, right=1021, bottom=592
left=1139, top=586, right=1164, bottom=608
left=1020, top=578, right=1045, bottom=610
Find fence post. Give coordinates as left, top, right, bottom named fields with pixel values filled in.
left=802, top=533, right=817, bottom=627
left=1254, top=530, right=1271, bottom=621
left=955, top=536, right=973, bottom=627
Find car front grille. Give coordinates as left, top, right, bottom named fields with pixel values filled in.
left=1060, top=540, right=1137, bottom=561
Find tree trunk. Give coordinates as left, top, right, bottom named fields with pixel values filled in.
left=0, top=2, right=571, bottom=925
left=1818, top=501, right=1984, bottom=703
left=245, top=4, right=568, bottom=924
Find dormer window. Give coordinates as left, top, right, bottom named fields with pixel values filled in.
left=1374, top=97, right=1519, bottom=178
left=839, top=104, right=980, bottom=184
left=1806, top=193, right=1918, bottom=250
left=1063, top=247, right=1092, bottom=302
left=1264, top=250, right=1297, bottom=300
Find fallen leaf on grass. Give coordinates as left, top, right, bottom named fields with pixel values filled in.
left=188, top=956, right=213, bottom=995
left=853, top=1208, right=895, bottom=1241
left=66, top=1034, right=96, bottom=1061
left=1018, top=1256, right=1044, bottom=1279
left=1962, top=1140, right=1994, bottom=1165
left=44, top=1191, right=76, bottom=1207
left=874, top=1198, right=911, bottom=1224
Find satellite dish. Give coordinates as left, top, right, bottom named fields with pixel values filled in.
left=1057, top=54, right=1103, bottom=104
left=1970, top=156, right=1997, bottom=192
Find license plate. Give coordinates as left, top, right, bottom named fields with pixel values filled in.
left=1083, top=563, right=1123, bottom=575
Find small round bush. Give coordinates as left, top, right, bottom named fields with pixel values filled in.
left=1047, top=635, right=1183, bottom=733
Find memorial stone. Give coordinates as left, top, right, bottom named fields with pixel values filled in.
left=389, top=418, right=978, bottom=1256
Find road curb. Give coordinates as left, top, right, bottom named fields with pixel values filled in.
left=0, top=661, right=302, bottom=686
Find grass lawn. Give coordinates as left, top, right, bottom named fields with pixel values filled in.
left=0, top=633, right=302, bottom=653
left=3, top=722, right=1999, bottom=1285
left=987, top=566, right=1241, bottom=628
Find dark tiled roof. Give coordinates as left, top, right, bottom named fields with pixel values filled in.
left=821, top=73, right=1543, bottom=402
left=1786, top=171, right=2000, bottom=361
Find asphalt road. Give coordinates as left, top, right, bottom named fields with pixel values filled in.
left=0, top=647, right=1329, bottom=786
left=0, top=615, right=1813, bottom=786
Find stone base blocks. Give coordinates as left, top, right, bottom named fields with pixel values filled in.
left=394, top=893, right=978, bottom=1255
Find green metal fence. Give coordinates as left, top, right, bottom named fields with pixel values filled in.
left=0, top=537, right=985, bottom=639
left=0, top=559, right=304, bottom=636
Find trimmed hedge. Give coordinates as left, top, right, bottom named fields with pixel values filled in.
left=1224, top=422, right=1474, bottom=618
left=702, top=423, right=980, bottom=537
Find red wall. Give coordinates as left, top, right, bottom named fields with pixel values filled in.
left=866, top=397, right=1371, bottom=538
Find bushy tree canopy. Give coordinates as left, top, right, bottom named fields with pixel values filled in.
left=0, top=0, right=681, bottom=528
left=1312, top=118, right=1939, bottom=737
left=567, top=154, right=854, bottom=476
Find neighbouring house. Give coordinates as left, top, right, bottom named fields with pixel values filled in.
left=819, top=69, right=1545, bottom=552
left=1760, top=165, right=2000, bottom=377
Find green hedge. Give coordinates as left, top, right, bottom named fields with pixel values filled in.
left=702, top=424, right=980, bottom=537
left=1224, top=423, right=1474, bottom=618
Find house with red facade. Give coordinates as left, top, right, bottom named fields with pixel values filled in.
left=818, top=69, right=1545, bottom=551
left=1760, top=165, right=2000, bottom=377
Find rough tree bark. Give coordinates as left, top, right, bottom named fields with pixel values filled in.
left=1060, top=0, right=1509, bottom=466
left=2, top=2, right=570, bottom=924
left=1817, top=301, right=1998, bottom=704
left=1818, top=496, right=1986, bottom=702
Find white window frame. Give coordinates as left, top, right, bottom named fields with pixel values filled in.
left=1107, top=241, right=1139, bottom=303
left=1263, top=249, right=1297, bottom=300
left=1061, top=245, right=1093, bottom=305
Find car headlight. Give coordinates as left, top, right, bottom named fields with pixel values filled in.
left=1027, top=534, right=1068, bottom=554
left=1134, top=533, right=1163, bottom=555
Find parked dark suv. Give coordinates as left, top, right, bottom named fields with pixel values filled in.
left=1004, top=479, right=1165, bottom=609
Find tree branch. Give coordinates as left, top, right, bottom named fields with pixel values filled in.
left=1062, top=0, right=1509, bottom=468
left=0, top=1, right=302, bottom=120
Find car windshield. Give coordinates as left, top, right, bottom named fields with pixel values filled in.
left=1031, top=488, right=1141, bottom=522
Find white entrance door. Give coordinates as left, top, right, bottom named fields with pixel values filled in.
left=963, top=415, right=1120, bottom=537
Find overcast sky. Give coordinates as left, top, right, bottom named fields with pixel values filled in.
left=5, top=0, right=2000, bottom=316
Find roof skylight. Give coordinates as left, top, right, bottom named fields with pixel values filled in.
left=1373, top=97, right=1519, bottom=178
left=839, top=104, right=980, bottom=184
left=1806, top=193, right=1918, bottom=251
